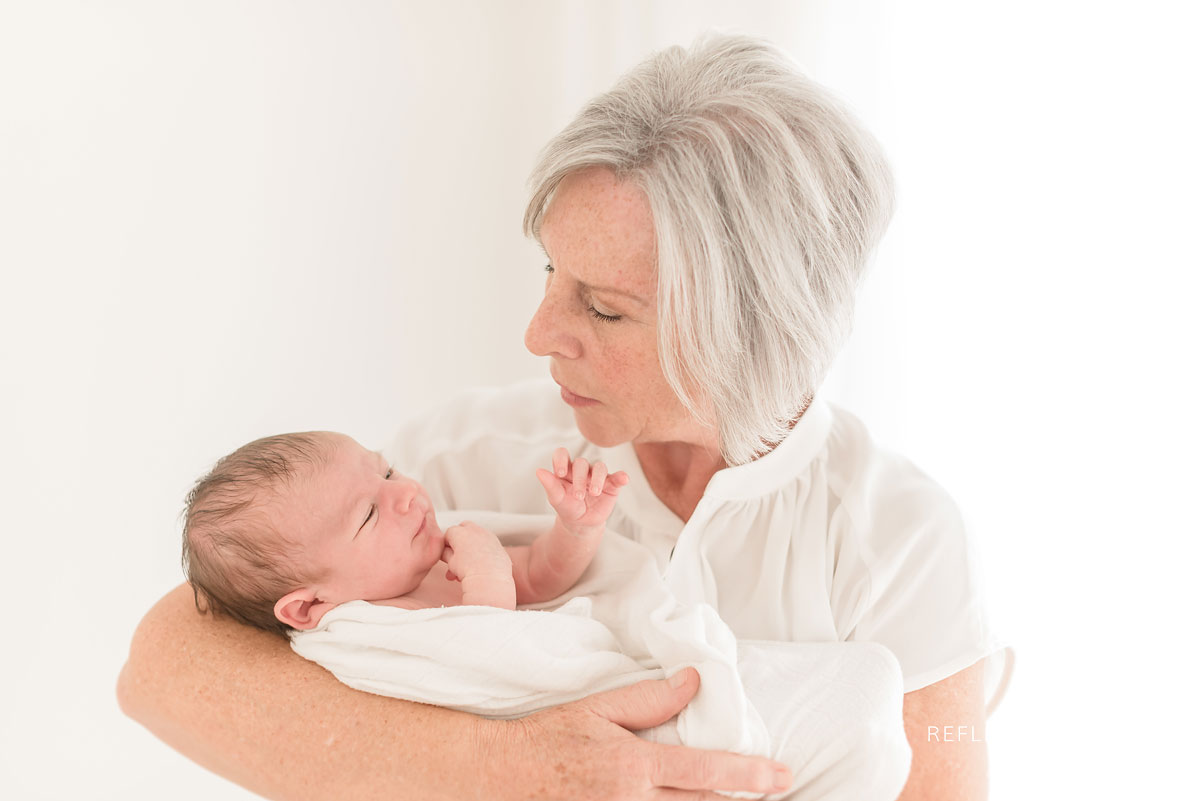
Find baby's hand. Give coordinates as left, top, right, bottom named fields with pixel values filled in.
left=442, top=522, right=512, bottom=582
left=536, top=448, right=630, bottom=534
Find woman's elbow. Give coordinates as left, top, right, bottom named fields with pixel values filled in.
left=116, top=583, right=201, bottom=725
left=115, top=655, right=142, bottom=721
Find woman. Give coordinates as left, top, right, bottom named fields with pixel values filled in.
left=119, top=34, right=1004, bottom=800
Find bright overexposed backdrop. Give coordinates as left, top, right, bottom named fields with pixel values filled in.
left=1, top=1, right=1195, bottom=799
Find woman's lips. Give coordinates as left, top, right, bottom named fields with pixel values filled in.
left=559, top=384, right=600, bottom=407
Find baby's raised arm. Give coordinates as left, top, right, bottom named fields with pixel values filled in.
left=508, top=450, right=629, bottom=605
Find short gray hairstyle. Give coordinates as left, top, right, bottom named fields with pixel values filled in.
left=524, top=33, right=894, bottom=465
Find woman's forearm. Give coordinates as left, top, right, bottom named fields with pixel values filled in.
left=117, top=583, right=499, bottom=801
left=119, top=584, right=792, bottom=801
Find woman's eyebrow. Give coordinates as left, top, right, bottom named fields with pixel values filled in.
left=585, top=282, right=650, bottom=306
left=546, top=254, right=650, bottom=307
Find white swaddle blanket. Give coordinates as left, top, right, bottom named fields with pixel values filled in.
left=291, top=511, right=911, bottom=800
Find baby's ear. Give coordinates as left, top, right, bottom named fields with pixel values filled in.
left=274, top=588, right=330, bottom=631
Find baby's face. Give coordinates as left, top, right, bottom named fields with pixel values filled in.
left=273, top=433, right=445, bottom=604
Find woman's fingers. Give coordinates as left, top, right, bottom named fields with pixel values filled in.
left=652, top=790, right=735, bottom=801
left=580, top=668, right=792, bottom=796
left=646, top=743, right=790, bottom=796
left=507, top=674, right=788, bottom=801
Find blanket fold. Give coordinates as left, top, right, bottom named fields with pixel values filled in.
left=292, top=511, right=911, bottom=800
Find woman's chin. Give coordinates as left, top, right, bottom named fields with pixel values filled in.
left=573, top=413, right=628, bottom=448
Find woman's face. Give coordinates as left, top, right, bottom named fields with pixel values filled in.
left=525, top=167, right=714, bottom=449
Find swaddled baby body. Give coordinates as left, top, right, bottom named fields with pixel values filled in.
left=181, top=433, right=774, bottom=783
left=288, top=514, right=912, bottom=801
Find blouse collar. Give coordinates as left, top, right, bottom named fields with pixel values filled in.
left=702, top=397, right=833, bottom=501
left=598, top=397, right=834, bottom=526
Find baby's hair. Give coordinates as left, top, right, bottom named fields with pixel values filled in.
left=181, top=432, right=333, bottom=638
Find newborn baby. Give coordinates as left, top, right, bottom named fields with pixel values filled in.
left=182, top=431, right=912, bottom=800
left=181, top=431, right=628, bottom=635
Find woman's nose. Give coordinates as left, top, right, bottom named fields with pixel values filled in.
left=525, top=293, right=582, bottom=360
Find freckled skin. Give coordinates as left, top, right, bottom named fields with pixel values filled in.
left=525, top=167, right=719, bottom=453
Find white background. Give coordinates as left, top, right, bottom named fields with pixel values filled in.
left=2, top=1, right=1197, bottom=798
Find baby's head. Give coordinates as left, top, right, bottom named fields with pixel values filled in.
left=182, top=431, right=444, bottom=637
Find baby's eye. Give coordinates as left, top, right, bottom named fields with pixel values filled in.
left=384, top=467, right=394, bottom=480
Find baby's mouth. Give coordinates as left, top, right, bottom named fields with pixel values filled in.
left=411, top=513, right=429, bottom=542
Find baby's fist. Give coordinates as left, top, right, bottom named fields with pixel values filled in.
left=441, top=522, right=511, bottom=581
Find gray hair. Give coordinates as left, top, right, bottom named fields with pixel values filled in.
left=524, top=33, right=894, bottom=465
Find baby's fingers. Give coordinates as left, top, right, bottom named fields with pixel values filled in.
left=536, top=468, right=566, bottom=505
left=552, top=447, right=571, bottom=479
left=602, top=470, right=630, bottom=495
left=587, top=461, right=609, bottom=497
left=572, top=456, right=589, bottom=500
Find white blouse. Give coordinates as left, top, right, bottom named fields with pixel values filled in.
left=385, top=378, right=1011, bottom=705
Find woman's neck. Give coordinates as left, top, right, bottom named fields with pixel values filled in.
left=633, top=440, right=727, bottom=523
left=633, top=398, right=813, bottom=522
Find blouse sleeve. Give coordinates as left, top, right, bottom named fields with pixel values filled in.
left=828, top=449, right=1010, bottom=702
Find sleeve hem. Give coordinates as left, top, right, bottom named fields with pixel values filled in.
left=901, top=642, right=1014, bottom=716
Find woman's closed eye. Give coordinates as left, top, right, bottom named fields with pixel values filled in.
left=587, top=305, right=621, bottom=323
left=543, top=264, right=623, bottom=323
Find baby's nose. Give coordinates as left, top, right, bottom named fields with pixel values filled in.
left=390, top=480, right=419, bottom=513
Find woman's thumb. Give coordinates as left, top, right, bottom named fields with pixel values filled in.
left=584, top=668, right=700, bottom=731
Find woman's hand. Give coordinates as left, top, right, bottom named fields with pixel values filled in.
left=484, top=667, right=793, bottom=800
left=536, top=447, right=630, bottom=534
